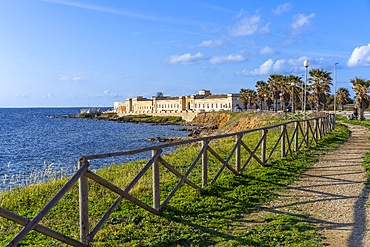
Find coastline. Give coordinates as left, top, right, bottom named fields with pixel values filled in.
left=55, top=111, right=220, bottom=138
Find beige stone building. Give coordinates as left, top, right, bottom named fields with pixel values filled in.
left=115, top=90, right=243, bottom=114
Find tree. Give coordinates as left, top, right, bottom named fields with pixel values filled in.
left=156, top=92, right=164, bottom=97
left=268, top=74, right=283, bottom=111
left=287, top=75, right=302, bottom=113
left=351, top=77, right=370, bottom=120
left=240, top=88, right=257, bottom=110
left=255, top=81, right=269, bottom=110
left=308, top=69, right=332, bottom=111
left=336, top=87, right=351, bottom=111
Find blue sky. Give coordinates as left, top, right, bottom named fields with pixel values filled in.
left=1, top=0, right=370, bottom=107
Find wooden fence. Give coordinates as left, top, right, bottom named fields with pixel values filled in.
left=0, top=114, right=335, bottom=246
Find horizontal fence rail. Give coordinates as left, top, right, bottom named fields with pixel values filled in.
left=1, top=114, right=336, bottom=246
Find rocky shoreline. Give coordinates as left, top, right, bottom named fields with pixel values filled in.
left=54, top=112, right=219, bottom=141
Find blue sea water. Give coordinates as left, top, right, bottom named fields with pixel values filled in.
left=0, top=108, right=189, bottom=190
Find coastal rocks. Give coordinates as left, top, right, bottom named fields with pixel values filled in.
left=146, top=137, right=183, bottom=142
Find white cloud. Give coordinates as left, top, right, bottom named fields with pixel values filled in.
left=167, top=52, right=206, bottom=64
left=15, top=94, right=28, bottom=98
left=59, top=73, right=87, bottom=82
left=210, top=54, right=245, bottom=64
left=273, top=3, right=293, bottom=15
left=347, top=44, right=370, bottom=67
left=259, top=23, right=271, bottom=34
left=241, top=59, right=274, bottom=76
left=198, top=39, right=223, bottom=48
left=47, top=92, right=55, bottom=98
left=241, top=56, right=309, bottom=76
left=291, top=13, right=315, bottom=33
left=88, top=90, right=122, bottom=99
left=228, top=14, right=261, bottom=37
left=103, top=90, right=121, bottom=98
left=260, top=46, right=275, bottom=55
left=42, top=0, right=171, bottom=23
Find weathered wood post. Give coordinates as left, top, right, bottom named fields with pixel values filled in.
left=294, top=121, right=299, bottom=152
left=332, top=114, right=336, bottom=129
left=281, top=124, right=286, bottom=158
left=235, top=134, right=242, bottom=173
left=317, top=117, right=322, bottom=139
left=79, top=157, right=89, bottom=244
left=305, top=120, right=309, bottom=146
left=152, top=150, right=160, bottom=210
left=261, top=129, right=268, bottom=164
left=202, top=140, right=209, bottom=187
left=314, top=118, right=319, bottom=143
left=330, top=114, right=335, bottom=131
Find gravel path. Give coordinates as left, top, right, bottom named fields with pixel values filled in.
left=249, top=124, right=370, bottom=246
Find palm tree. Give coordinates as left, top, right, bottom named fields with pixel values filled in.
left=336, top=87, right=351, bottom=111
left=308, top=69, right=332, bottom=111
left=240, top=88, right=257, bottom=110
left=268, top=74, right=283, bottom=111
left=351, top=77, right=370, bottom=120
left=287, top=75, right=303, bottom=113
left=255, top=81, right=269, bottom=110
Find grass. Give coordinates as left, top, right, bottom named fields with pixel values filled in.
left=130, top=115, right=184, bottom=123
left=0, top=115, right=349, bottom=246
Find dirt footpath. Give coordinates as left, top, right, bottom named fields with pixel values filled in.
left=250, top=124, right=370, bottom=246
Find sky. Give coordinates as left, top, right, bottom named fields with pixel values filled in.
left=1, top=0, right=370, bottom=107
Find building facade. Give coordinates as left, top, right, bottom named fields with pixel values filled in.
left=115, top=90, right=243, bottom=114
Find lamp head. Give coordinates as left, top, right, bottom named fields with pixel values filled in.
left=303, top=60, right=310, bottom=68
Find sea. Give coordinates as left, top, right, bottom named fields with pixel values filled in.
left=0, top=108, right=189, bottom=191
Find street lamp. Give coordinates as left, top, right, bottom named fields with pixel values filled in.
left=334, top=62, right=339, bottom=115
left=291, top=82, right=295, bottom=113
left=303, top=60, right=310, bottom=118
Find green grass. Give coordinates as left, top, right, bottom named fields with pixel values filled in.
left=129, top=115, right=184, bottom=123
left=0, top=117, right=349, bottom=246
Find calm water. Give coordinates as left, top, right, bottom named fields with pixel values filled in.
left=0, top=108, right=188, bottom=190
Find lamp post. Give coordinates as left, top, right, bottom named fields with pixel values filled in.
left=291, top=82, right=295, bottom=113
left=303, top=60, right=310, bottom=118
left=334, top=62, right=339, bottom=115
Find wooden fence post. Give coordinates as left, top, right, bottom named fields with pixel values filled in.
left=202, top=140, right=208, bottom=187
left=235, top=135, right=241, bottom=173
left=152, top=150, right=160, bottom=210
left=261, top=129, right=267, bottom=164
left=305, top=120, right=309, bottom=146
left=332, top=114, right=336, bottom=129
left=281, top=124, right=286, bottom=158
left=314, top=118, right=318, bottom=142
left=79, top=157, right=89, bottom=244
left=294, top=122, right=299, bottom=152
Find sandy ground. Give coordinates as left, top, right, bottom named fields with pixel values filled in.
left=243, top=124, right=370, bottom=246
